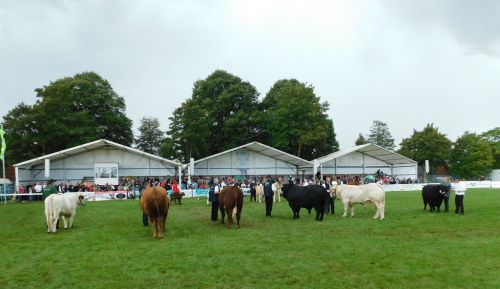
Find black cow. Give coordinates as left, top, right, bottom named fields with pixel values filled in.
left=281, top=184, right=330, bottom=221
left=422, top=184, right=450, bottom=212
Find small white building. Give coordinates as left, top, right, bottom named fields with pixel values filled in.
left=311, top=143, right=418, bottom=180
left=188, top=142, right=312, bottom=177
left=14, top=139, right=181, bottom=189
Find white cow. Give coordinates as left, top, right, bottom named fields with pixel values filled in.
left=272, top=181, right=281, bottom=203
left=255, top=183, right=264, bottom=203
left=45, top=192, right=86, bottom=233
left=333, top=183, right=385, bottom=220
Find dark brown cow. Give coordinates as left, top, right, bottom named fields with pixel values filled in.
left=218, top=186, right=243, bottom=229
left=170, top=192, right=185, bottom=205
left=140, top=186, right=170, bottom=238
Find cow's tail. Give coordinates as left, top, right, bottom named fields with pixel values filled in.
left=45, top=196, right=54, bottom=231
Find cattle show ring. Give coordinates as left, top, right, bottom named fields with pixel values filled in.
left=1, top=140, right=499, bottom=289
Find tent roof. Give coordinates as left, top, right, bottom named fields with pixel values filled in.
left=192, top=142, right=312, bottom=167
left=14, top=139, right=181, bottom=169
left=314, top=143, right=417, bottom=166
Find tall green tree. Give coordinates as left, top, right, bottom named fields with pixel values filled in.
left=34, top=72, right=133, bottom=147
left=261, top=79, right=338, bottom=159
left=367, top=120, right=395, bottom=150
left=398, top=124, right=452, bottom=174
left=1, top=72, right=133, bottom=164
left=164, top=70, right=260, bottom=162
left=449, top=132, right=495, bottom=178
left=355, top=133, right=368, bottom=146
left=135, top=117, right=164, bottom=154
left=480, top=127, right=500, bottom=169
left=1, top=103, right=39, bottom=164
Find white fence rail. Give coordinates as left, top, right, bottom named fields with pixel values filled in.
left=2, top=182, right=499, bottom=204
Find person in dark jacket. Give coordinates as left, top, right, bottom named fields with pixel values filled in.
left=263, top=176, right=274, bottom=217
left=249, top=180, right=257, bottom=202
left=440, top=177, right=452, bottom=212
left=208, top=178, right=221, bottom=222
left=139, top=184, right=149, bottom=226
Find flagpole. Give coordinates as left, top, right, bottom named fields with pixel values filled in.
left=1, top=125, right=6, bottom=204
left=2, top=155, right=5, bottom=205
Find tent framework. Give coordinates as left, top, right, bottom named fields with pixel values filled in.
left=13, top=139, right=182, bottom=190
left=187, top=142, right=312, bottom=178
left=310, top=143, right=418, bottom=180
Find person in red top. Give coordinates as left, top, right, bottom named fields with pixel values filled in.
left=171, top=179, right=180, bottom=194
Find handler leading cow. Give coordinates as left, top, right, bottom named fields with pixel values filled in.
left=333, top=183, right=386, bottom=220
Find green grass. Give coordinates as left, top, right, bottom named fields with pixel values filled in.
left=1, top=189, right=499, bottom=289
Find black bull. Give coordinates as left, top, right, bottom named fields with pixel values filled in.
left=281, top=184, right=330, bottom=221
left=422, top=184, right=450, bottom=212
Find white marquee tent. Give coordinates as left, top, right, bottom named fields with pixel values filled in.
left=188, top=142, right=312, bottom=177
left=311, top=143, right=418, bottom=180
left=14, top=139, right=181, bottom=189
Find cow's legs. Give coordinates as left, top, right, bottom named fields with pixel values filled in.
left=315, top=206, right=324, bottom=221
left=379, top=205, right=385, bottom=220
left=342, top=201, right=349, bottom=217
left=373, top=203, right=380, bottom=219
left=292, top=206, right=300, bottom=219
left=220, top=206, right=226, bottom=225
left=227, top=208, right=233, bottom=229
left=62, top=216, right=69, bottom=229
left=236, top=210, right=241, bottom=229
left=69, top=213, right=76, bottom=228
left=350, top=206, right=355, bottom=217
left=46, top=214, right=52, bottom=233
left=153, top=221, right=159, bottom=238
left=51, top=216, right=59, bottom=233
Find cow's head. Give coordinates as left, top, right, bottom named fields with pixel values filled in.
left=280, top=183, right=291, bottom=199
left=77, top=192, right=86, bottom=206
left=330, top=184, right=340, bottom=198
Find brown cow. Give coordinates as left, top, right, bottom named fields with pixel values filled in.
left=218, top=186, right=243, bottom=229
left=140, top=186, right=170, bottom=238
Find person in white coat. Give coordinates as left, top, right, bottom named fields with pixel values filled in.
left=452, top=178, right=467, bottom=215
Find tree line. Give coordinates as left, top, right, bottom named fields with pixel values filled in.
left=356, top=122, right=498, bottom=179
left=1, top=70, right=338, bottom=164
left=2, top=70, right=498, bottom=179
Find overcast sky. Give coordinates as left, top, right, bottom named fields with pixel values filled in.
left=1, top=0, right=499, bottom=150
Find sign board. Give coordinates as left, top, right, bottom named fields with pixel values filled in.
left=94, top=163, right=119, bottom=186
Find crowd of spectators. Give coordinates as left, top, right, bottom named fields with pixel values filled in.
left=14, top=171, right=422, bottom=202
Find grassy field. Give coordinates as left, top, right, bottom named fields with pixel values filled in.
left=1, top=189, right=499, bottom=289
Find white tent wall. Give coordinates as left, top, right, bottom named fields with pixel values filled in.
left=315, top=150, right=417, bottom=180
left=392, top=164, right=418, bottom=179
left=320, top=151, right=389, bottom=175
left=194, top=148, right=298, bottom=176
left=16, top=148, right=177, bottom=185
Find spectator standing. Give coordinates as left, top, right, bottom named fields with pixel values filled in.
left=42, top=180, right=57, bottom=200
left=34, top=182, right=42, bottom=200
left=249, top=180, right=257, bottom=202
